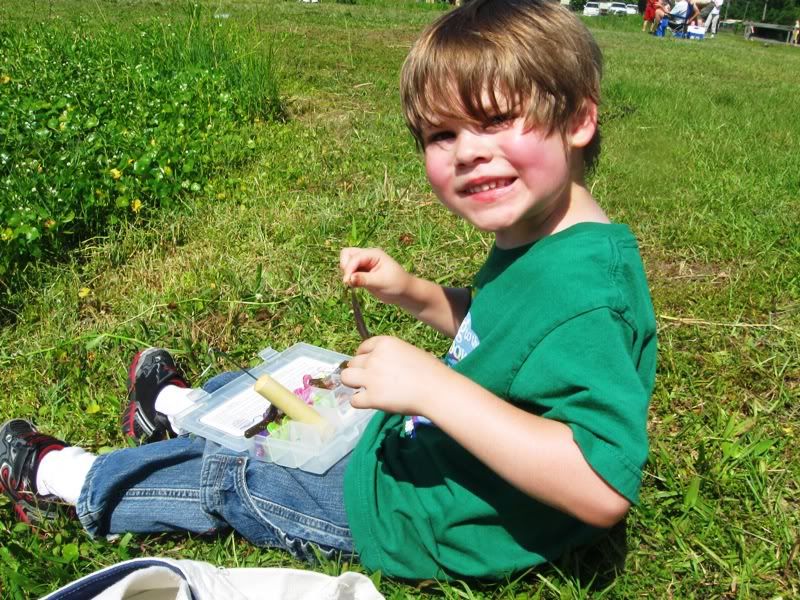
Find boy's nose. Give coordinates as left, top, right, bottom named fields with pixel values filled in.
left=454, top=131, right=491, bottom=166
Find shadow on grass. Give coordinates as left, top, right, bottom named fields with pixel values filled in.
left=539, top=519, right=630, bottom=589
left=404, top=521, right=630, bottom=596
left=5, top=518, right=628, bottom=599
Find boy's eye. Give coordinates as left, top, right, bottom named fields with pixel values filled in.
left=484, top=113, right=515, bottom=129
left=425, top=130, right=455, bottom=145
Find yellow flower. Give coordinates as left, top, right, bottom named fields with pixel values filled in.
left=131, top=199, right=142, bottom=213
left=78, top=287, right=91, bottom=298
left=0, top=75, right=10, bottom=84
left=1, top=228, right=12, bottom=241
left=110, top=168, right=122, bottom=180
left=44, top=219, right=56, bottom=229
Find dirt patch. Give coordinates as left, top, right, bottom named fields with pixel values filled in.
left=647, top=255, right=734, bottom=285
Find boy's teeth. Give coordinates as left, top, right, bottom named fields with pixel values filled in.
left=467, top=179, right=510, bottom=194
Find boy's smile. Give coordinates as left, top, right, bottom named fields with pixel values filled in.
left=459, top=176, right=516, bottom=200
left=423, top=115, right=572, bottom=247
left=423, top=114, right=596, bottom=248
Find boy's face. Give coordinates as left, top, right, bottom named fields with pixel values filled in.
left=421, top=109, right=578, bottom=249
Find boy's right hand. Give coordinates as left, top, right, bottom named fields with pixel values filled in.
left=339, top=247, right=413, bottom=306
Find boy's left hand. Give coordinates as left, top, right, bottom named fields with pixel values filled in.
left=340, top=336, right=450, bottom=416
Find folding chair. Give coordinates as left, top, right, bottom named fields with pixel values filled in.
left=655, top=4, right=690, bottom=37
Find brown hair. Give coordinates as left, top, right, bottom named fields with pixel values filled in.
left=400, top=0, right=603, bottom=167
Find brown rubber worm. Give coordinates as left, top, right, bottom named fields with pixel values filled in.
left=350, top=287, right=371, bottom=340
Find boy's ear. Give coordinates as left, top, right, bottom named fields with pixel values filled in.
left=568, top=101, right=598, bottom=149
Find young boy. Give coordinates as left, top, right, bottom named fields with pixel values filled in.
left=0, top=0, right=656, bottom=581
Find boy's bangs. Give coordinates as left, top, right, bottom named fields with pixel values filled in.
left=407, top=47, right=526, bottom=133
left=400, top=0, right=603, bottom=155
left=401, top=29, right=563, bottom=147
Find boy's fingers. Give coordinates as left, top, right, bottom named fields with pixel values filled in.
left=340, top=255, right=358, bottom=283
left=340, top=365, right=364, bottom=389
left=340, top=246, right=364, bottom=260
left=345, top=354, right=367, bottom=369
left=355, top=336, right=380, bottom=355
left=339, top=248, right=354, bottom=269
left=349, top=271, right=375, bottom=288
left=341, top=258, right=366, bottom=286
left=350, top=389, right=371, bottom=409
left=340, top=248, right=368, bottom=282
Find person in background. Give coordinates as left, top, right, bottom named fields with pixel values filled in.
left=703, top=0, right=723, bottom=33
left=643, top=0, right=659, bottom=32
left=688, top=7, right=703, bottom=26
left=653, top=0, right=673, bottom=32
left=670, top=0, right=700, bottom=29
left=642, top=0, right=656, bottom=33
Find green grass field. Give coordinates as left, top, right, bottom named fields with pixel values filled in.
left=1, top=1, right=798, bottom=598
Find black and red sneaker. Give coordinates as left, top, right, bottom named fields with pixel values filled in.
left=121, top=347, right=188, bottom=445
left=0, top=419, right=70, bottom=524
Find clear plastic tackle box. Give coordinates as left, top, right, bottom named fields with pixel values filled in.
left=174, top=343, right=375, bottom=474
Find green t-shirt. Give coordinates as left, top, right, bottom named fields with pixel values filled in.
left=343, top=223, right=657, bottom=580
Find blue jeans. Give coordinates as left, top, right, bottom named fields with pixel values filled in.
left=75, top=372, right=354, bottom=560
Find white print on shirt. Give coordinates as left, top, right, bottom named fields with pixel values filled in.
left=445, top=312, right=480, bottom=367
left=405, top=312, right=481, bottom=437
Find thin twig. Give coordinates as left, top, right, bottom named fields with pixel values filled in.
left=784, top=538, right=799, bottom=582
left=116, top=296, right=297, bottom=327
left=0, top=332, right=150, bottom=366
left=659, top=314, right=797, bottom=336
left=0, top=297, right=300, bottom=367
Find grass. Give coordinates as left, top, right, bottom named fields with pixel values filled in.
left=0, top=1, right=798, bottom=598
left=0, top=5, right=283, bottom=285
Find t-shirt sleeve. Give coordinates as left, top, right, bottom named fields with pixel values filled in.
left=508, top=307, right=650, bottom=503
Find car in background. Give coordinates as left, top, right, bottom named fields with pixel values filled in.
left=583, top=1, right=600, bottom=15
left=626, top=3, right=639, bottom=13
left=608, top=1, right=628, bottom=15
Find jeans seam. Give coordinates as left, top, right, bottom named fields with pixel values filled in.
left=231, top=462, right=351, bottom=559
left=200, top=453, right=243, bottom=514
left=76, top=451, right=112, bottom=537
left=239, top=469, right=350, bottom=537
left=232, top=460, right=351, bottom=541
left=248, top=494, right=351, bottom=537
left=121, top=489, right=201, bottom=499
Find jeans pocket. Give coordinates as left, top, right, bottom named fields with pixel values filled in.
left=226, top=457, right=354, bottom=559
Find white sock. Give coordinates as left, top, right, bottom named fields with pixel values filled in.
left=36, top=446, right=97, bottom=505
left=34, top=388, right=198, bottom=504
left=154, top=384, right=197, bottom=434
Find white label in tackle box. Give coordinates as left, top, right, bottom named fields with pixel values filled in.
left=174, top=343, right=375, bottom=474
